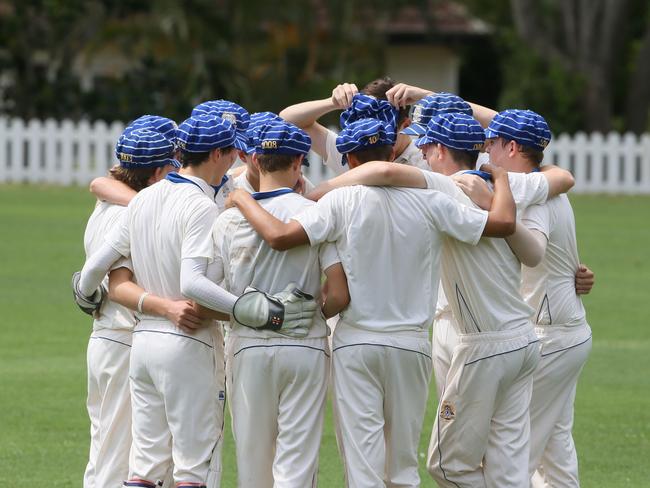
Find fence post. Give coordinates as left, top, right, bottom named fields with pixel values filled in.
left=0, top=117, right=7, bottom=183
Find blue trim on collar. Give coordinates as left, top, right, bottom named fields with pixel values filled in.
left=531, top=167, right=541, bottom=172
left=213, top=174, right=230, bottom=193
left=462, top=170, right=492, bottom=181
left=251, top=187, right=294, bottom=200
left=165, top=172, right=205, bottom=193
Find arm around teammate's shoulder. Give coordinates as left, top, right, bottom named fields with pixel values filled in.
left=481, top=164, right=516, bottom=237
left=540, top=165, right=575, bottom=197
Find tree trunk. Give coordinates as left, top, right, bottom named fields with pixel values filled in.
left=625, top=27, right=650, bottom=134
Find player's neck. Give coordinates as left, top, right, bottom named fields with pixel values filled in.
left=246, top=169, right=260, bottom=192
left=259, top=171, right=296, bottom=192
left=180, top=164, right=224, bottom=187
left=393, top=134, right=411, bottom=159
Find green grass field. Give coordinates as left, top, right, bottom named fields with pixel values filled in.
left=0, top=184, right=648, bottom=486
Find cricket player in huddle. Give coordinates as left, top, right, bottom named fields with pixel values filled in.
left=484, top=109, right=593, bottom=487
left=226, top=116, right=519, bottom=487
left=213, top=120, right=350, bottom=487
left=80, top=120, right=188, bottom=488
left=73, top=113, right=318, bottom=487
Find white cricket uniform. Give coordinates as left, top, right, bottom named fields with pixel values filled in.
left=215, top=175, right=235, bottom=213
left=323, top=129, right=429, bottom=175
left=82, top=202, right=135, bottom=488
left=422, top=170, right=550, bottom=488
left=106, top=175, right=225, bottom=486
left=294, top=185, right=488, bottom=488
left=233, top=169, right=315, bottom=194
left=521, top=195, right=592, bottom=487
left=430, top=170, right=552, bottom=400
left=212, top=189, right=339, bottom=488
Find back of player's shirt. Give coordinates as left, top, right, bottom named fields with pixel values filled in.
left=107, top=177, right=217, bottom=305
left=84, top=201, right=135, bottom=331
left=295, top=185, right=487, bottom=333
left=213, top=191, right=340, bottom=339
left=521, top=195, right=587, bottom=326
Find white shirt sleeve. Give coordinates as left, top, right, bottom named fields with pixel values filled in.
left=323, top=129, right=347, bottom=176
left=209, top=215, right=229, bottom=287
left=421, top=170, right=462, bottom=196
left=508, top=172, right=549, bottom=212
left=293, top=190, right=343, bottom=246
left=521, top=202, right=551, bottom=239
left=180, top=257, right=237, bottom=312
left=181, top=202, right=218, bottom=262
left=105, top=211, right=131, bottom=257
left=319, top=242, right=341, bottom=272
left=421, top=191, right=488, bottom=245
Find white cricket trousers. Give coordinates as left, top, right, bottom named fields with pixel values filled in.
left=529, top=323, right=592, bottom=488
left=84, top=329, right=132, bottom=488
left=431, top=312, right=458, bottom=400
left=428, top=323, right=540, bottom=488
left=331, top=323, right=432, bottom=488
left=225, top=335, right=329, bottom=488
left=128, top=320, right=225, bottom=487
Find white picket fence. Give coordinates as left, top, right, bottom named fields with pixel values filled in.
left=1, top=117, right=650, bottom=194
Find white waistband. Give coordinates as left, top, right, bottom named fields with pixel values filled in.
left=458, top=322, right=536, bottom=344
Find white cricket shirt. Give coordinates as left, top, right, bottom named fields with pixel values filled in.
left=84, top=201, right=135, bottom=332
left=423, top=170, right=549, bottom=333
left=293, top=185, right=488, bottom=333
left=233, top=168, right=316, bottom=194
left=212, top=189, right=340, bottom=339
left=106, top=174, right=218, bottom=331
left=520, top=195, right=587, bottom=327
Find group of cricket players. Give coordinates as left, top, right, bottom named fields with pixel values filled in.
left=72, top=76, right=595, bottom=488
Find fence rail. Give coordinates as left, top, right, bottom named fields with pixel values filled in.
left=1, top=117, right=650, bottom=194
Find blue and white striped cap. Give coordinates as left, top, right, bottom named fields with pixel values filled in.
left=191, top=100, right=250, bottom=151
left=124, top=115, right=178, bottom=147
left=256, top=120, right=311, bottom=156
left=115, top=128, right=179, bottom=169
left=402, top=93, right=472, bottom=136
left=340, top=94, right=399, bottom=139
left=485, top=109, right=551, bottom=151
left=336, top=118, right=395, bottom=155
left=245, top=111, right=283, bottom=154
left=176, top=115, right=237, bottom=153
left=415, top=113, right=485, bottom=152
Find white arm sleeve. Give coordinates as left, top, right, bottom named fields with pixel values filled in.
left=78, top=243, right=123, bottom=296
left=180, top=257, right=237, bottom=313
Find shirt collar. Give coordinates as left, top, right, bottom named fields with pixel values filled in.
left=394, top=139, right=421, bottom=165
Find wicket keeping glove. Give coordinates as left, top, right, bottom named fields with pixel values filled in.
left=232, top=283, right=318, bottom=338
left=71, top=271, right=107, bottom=317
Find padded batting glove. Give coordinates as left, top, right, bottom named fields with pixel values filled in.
left=71, top=271, right=107, bottom=317
left=232, top=283, right=318, bottom=338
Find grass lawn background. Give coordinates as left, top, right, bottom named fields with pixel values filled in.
left=0, top=185, right=648, bottom=486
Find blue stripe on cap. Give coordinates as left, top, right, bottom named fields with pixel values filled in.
left=176, top=115, right=237, bottom=153
left=115, top=128, right=177, bottom=168
left=340, top=94, right=399, bottom=141
left=191, top=100, right=250, bottom=152
left=256, top=120, right=311, bottom=155
left=415, top=113, right=485, bottom=152
left=246, top=111, right=284, bottom=154
left=335, top=118, right=394, bottom=155
left=125, top=115, right=178, bottom=147
left=403, top=93, right=471, bottom=136
left=485, top=109, right=551, bottom=151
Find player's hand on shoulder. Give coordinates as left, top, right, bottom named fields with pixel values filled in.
left=71, top=271, right=107, bottom=318
left=225, top=188, right=249, bottom=209
left=575, top=264, right=595, bottom=295
left=386, top=83, right=432, bottom=108
left=331, top=83, right=358, bottom=109
left=480, top=162, right=507, bottom=181
left=453, top=174, right=493, bottom=210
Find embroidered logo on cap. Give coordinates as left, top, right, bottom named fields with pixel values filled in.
left=221, top=112, right=237, bottom=126
left=261, top=140, right=278, bottom=149
left=118, top=153, right=133, bottom=162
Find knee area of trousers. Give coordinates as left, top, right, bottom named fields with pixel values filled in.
left=176, top=484, right=207, bottom=488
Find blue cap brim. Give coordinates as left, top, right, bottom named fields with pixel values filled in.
left=484, top=128, right=499, bottom=139
left=233, top=135, right=248, bottom=151
left=401, top=124, right=426, bottom=136
left=414, top=136, right=433, bottom=148
left=170, top=159, right=181, bottom=168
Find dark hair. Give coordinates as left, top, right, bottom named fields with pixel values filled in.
left=361, top=76, right=409, bottom=127
left=500, top=139, right=543, bottom=166
left=350, top=144, right=393, bottom=164
left=109, top=165, right=157, bottom=192
left=179, top=146, right=235, bottom=168
left=447, top=148, right=479, bottom=169
left=256, top=153, right=301, bottom=173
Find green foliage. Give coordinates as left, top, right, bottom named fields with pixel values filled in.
left=0, top=186, right=649, bottom=486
